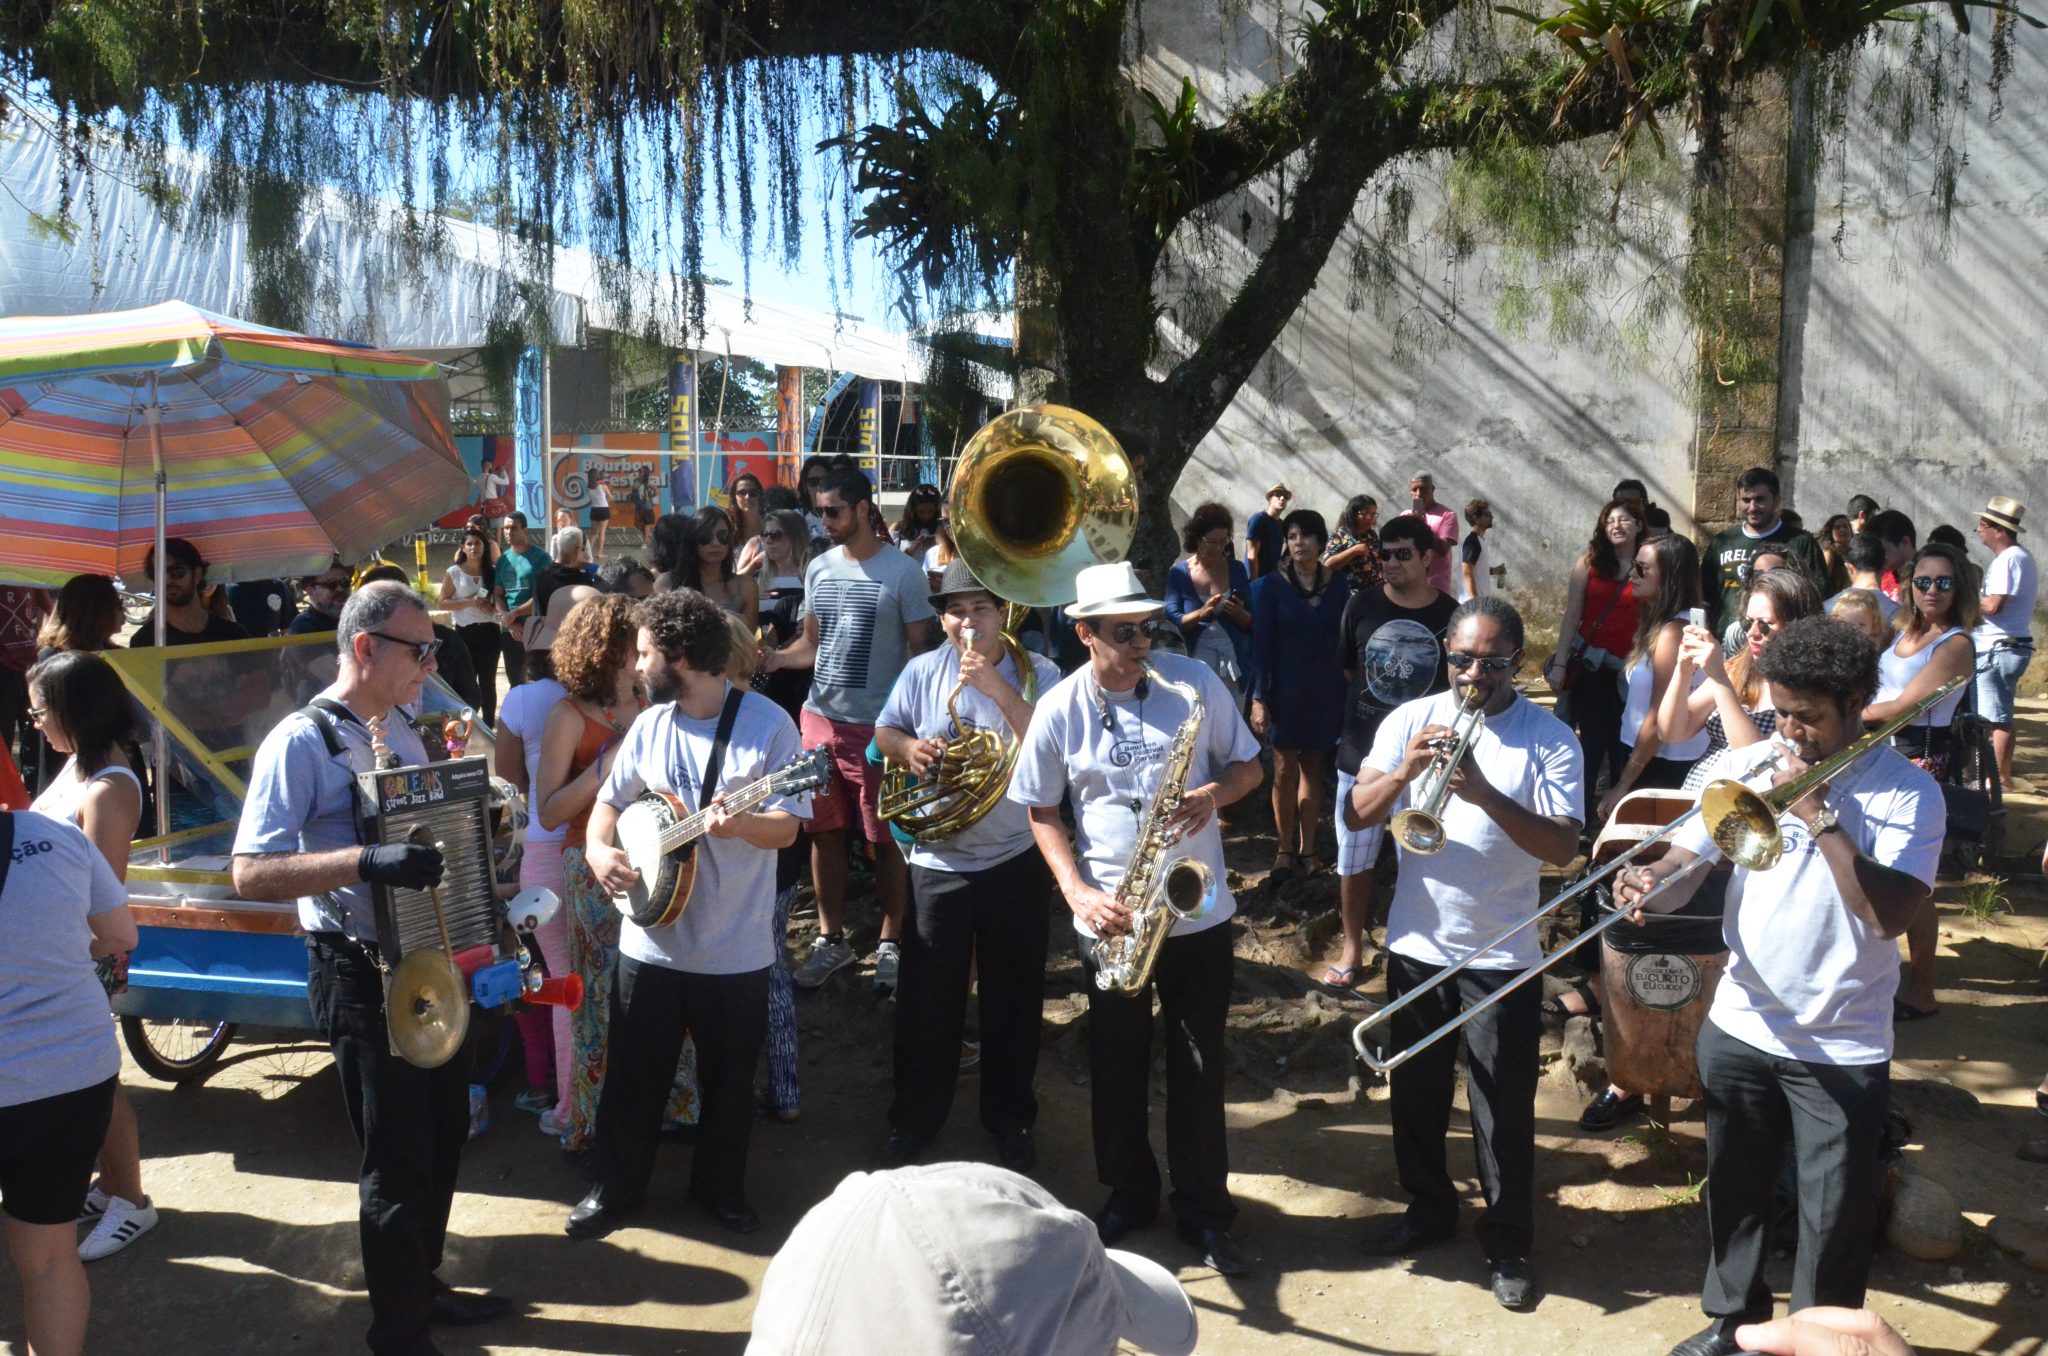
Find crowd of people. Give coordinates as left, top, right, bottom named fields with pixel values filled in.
left=0, top=451, right=2039, bottom=1356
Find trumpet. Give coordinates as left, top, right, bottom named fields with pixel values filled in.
left=1389, top=691, right=1487, bottom=854
left=877, top=623, right=1039, bottom=841
left=1351, top=673, right=1968, bottom=1075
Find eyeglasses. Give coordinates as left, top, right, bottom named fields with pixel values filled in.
left=1200, top=533, right=1232, bottom=548
left=1743, top=617, right=1776, bottom=635
left=26, top=705, right=46, bottom=724
left=1381, top=547, right=1418, bottom=563
left=1446, top=652, right=1518, bottom=674
left=369, top=631, right=441, bottom=665
left=1911, top=575, right=1956, bottom=594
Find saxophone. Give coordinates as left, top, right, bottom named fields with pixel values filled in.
left=1089, top=663, right=1221, bottom=994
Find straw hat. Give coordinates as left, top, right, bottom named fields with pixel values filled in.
left=1981, top=496, right=2025, bottom=535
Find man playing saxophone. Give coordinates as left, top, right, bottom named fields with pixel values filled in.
left=872, top=561, right=1061, bottom=1171
left=1615, top=618, right=1943, bottom=1356
left=1010, top=562, right=1263, bottom=1276
left=1347, top=596, right=1584, bottom=1311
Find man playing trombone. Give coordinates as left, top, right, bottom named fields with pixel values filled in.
left=1346, top=596, right=1584, bottom=1311
left=1616, top=617, right=1943, bottom=1356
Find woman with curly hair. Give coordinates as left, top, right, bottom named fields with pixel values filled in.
left=534, top=594, right=694, bottom=1145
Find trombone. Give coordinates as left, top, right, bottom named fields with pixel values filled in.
left=1351, top=673, right=1968, bottom=1076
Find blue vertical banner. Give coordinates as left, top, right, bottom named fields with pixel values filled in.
left=665, top=352, right=697, bottom=514
left=514, top=346, right=546, bottom=525
left=856, top=378, right=882, bottom=481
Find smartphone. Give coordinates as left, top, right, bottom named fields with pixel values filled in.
left=1686, top=607, right=1706, bottom=630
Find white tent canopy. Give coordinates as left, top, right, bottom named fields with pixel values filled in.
left=0, top=112, right=935, bottom=383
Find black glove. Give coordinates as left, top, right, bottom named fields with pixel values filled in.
left=359, top=842, right=444, bottom=890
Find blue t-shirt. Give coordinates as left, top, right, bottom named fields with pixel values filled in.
left=495, top=545, right=553, bottom=611
left=2, top=811, right=127, bottom=1107
left=232, top=693, right=430, bottom=936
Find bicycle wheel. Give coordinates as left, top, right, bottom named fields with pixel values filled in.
left=121, top=1015, right=237, bottom=1083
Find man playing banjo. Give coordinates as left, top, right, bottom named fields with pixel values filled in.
left=566, top=589, right=809, bottom=1241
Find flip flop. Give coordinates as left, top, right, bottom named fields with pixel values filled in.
left=1892, top=999, right=1939, bottom=1022
left=1540, top=980, right=1601, bottom=1020
left=1269, top=852, right=1298, bottom=886
left=1321, top=964, right=1363, bottom=992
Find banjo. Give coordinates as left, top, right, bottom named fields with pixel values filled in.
left=611, top=747, right=833, bottom=928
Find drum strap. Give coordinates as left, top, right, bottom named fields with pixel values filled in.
left=0, top=810, right=15, bottom=897
left=698, top=686, right=745, bottom=807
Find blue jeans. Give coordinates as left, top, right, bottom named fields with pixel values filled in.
left=1975, top=641, right=2031, bottom=725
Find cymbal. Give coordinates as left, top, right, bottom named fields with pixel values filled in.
left=387, top=949, right=470, bottom=1068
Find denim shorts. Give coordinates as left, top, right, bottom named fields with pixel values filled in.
left=1975, top=642, right=2031, bottom=725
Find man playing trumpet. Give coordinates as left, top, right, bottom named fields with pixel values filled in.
left=872, top=561, right=1061, bottom=1170
left=1616, top=617, right=1943, bottom=1356
left=1346, top=596, right=1584, bottom=1310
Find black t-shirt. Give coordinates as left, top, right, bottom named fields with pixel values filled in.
left=287, top=608, right=340, bottom=635
left=1461, top=536, right=1482, bottom=566
left=532, top=563, right=591, bottom=621
left=1245, top=511, right=1287, bottom=577
left=129, top=610, right=249, bottom=647
left=1336, top=586, right=1460, bottom=771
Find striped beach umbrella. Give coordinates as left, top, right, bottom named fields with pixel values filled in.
left=0, top=301, right=469, bottom=590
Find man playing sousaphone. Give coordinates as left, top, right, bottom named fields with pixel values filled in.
left=1009, top=562, right=1263, bottom=1276
left=871, top=560, right=1061, bottom=1170
left=1346, top=596, right=1585, bottom=1312
left=1616, top=617, right=1944, bottom=1356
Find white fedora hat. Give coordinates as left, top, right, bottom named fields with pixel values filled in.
left=1067, top=561, right=1165, bottom=619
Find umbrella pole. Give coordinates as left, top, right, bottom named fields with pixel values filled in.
left=148, top=382, right=171, bottom=850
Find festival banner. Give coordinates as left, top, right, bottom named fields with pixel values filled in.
left=855, top=378, right=882, bottom=478
left=665, top=353, right=698, bottom=515
left=514, top=346, right=546, bottom=525
left=776, top=365, right=805, bottom=488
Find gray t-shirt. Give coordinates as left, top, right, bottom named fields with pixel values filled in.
left=800, top=544, right=938, bottom=725
left=1008, top=652, right=1260, bottom=942
left=875, top=643, right=1061, bottom=874
left=598, top=687, right=811, bottom=974
left=2, top=810, right=126, bottom=1107
left=232, top=692, right=431, bottom=936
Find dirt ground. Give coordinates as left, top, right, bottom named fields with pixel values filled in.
left=6, top=701, right=2048, bottom=1356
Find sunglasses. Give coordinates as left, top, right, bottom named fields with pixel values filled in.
left=1744, top=617, right=1776, bottom=635
left=761, top=528, right=786, bottom=542
left=1446, top=652, right=1517, bottom=674
left=701, top=532, right=733, bottom=546
left=820, top=504, right=854, bottom=519
left=369, top=631, right=442, bottom=665
left=1104, top=621, right=1154, bottom=645
left=1911, top=575, right=1956, bottom=594
left=309, top=577, right=350, bottom=593
left=733, top=487, right=760, bottom=498
left=1381, top=547, right=1418, bottom=563
left=162, top=562, right=196, bottom=580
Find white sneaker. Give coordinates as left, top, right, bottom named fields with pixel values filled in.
left=538, top=1107, right=567, bottom=1138
left=79, top=1196, right=157, bottom=1261
left=873, top=941, right=902, bottom=997
left=793, top=937, right=855, bottom=990
left=76, top=1184, right=111, bottom=1224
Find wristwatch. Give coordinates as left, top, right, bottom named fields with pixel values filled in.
left=1806, top=802, right=1839, bottom=837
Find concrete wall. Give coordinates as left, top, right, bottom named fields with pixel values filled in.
left=1139, top=5, right=2046, bottom=615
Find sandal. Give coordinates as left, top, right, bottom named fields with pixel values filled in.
left=1269, top=852, right=1298, bottom=885
left=1321, top=964, right=1363, bottom=992
left=1540, top=980, right=1601, bottom=1020
left=1300, top=853, right=1327, bottom=879
left=1892, top=998, right=1939, bottom=1022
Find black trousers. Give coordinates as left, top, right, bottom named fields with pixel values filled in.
left=455, top=622, right=500, bottom=725
left=1696, top=1022, right=1890, bottom=1329
left=307, top=936, right=471, bottom=1356
left=890, top=850, right=1053, bottom=1141
left=1385, top=951, right=1540, bottom=1260
left=500, top=626, right=528, bottom=689
left=593, top=956, right=769, bottom=1213
left=1078, top=921, right=1236, bottom=1232
left=1572, top=664, right=1628, bottom=810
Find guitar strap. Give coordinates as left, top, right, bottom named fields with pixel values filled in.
left=697, top=685, right=746, bottom=808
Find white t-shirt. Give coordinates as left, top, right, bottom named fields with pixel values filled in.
left=1875, top=628, right=1968, bottom=729
left=598, top=687, right=810, bottom=974
left=1009, top=652, right=1260, bottom=941
left=1974, top=543, right=2037, bottom=647
left=1, top=810, right=127, bottom=1107
left=1620, top=650, right=1711, bottom=760
left=1674, top=739, right=1943, bottom=1064
left=497, top=678, right=569, bottom=846
left=30, top=759, right=142, bottom=826
left=442, top=565, right=495, bottom=628
left=876, top=643, right=1061, bottom=873
left=1364, top=690, right=1585, bottom=969
left=1824, top=586, right=1900, bottom=626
